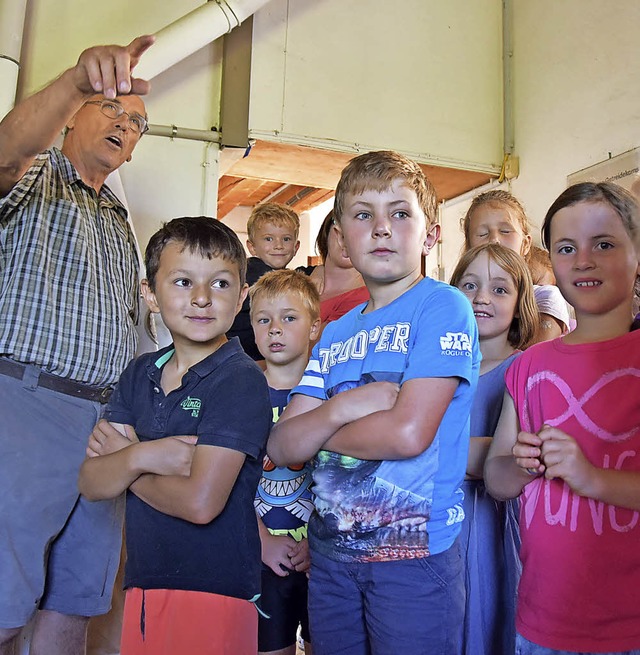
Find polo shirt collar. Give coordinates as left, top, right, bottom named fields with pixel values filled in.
left=149, top=338, right=245, bottom=385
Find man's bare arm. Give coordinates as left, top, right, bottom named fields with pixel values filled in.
left=0, top=35, right=154, bottom=196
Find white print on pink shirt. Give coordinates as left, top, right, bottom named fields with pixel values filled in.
left=522, top=454, right=639, bottom=534
left=520, top=368, right=640, bottom=536
left=522, top=369, right=640, bottom=442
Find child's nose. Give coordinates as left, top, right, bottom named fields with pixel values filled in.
left=372, top=217, right=391, bottom=237
left=269, top=323, right=282, bottom=334
left=191, top=286, right=212, bottom=306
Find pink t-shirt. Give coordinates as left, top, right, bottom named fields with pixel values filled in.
left=505, top=330, right=640, bottom=652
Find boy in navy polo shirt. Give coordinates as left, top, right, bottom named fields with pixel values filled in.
left=268, top=151, right=480, bottom=655
left=78, top=216, right=271, bottom=655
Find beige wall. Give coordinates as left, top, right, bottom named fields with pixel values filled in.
left=16, top=1, right=640, bottom=269
left=509, top=0, right=640, bottom=234
left=250, top=0, right=503, bottom=172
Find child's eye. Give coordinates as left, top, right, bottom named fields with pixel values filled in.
left=212, top=279, right=230, bottom=289
left=256, top=317, right=269, bottom=325
left=596, top=241, right=614, bottom=251
left=393, top=210, right=409, bottom=219
left=557, top=245, right=574, bottom=255
left=283, top=236, right=292, bottom=242
left=494, top=287, right=508, bottom=295
left=174, top=278, right=191, bottom=288
left=500, top=229, right=513, bottom=234
left=355, top=212, right=371, bottom=220
left=283, top=315, right=297, bottom=322
left=264, top=236, right=273, bottom=242
left=461, top=282, right=476, bottom=291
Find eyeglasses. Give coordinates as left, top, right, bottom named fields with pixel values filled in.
left=85, top=100, right=149, bottom=135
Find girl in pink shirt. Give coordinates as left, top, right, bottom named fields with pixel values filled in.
left=485, top=182, right=640, bottom=654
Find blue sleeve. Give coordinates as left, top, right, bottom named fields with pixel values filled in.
left=403, top=285, right=478, bottom=387
left=197, top=363, right=272, bottom=459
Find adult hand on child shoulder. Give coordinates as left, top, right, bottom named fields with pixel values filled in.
left=539, top=424, right=594, bottom=495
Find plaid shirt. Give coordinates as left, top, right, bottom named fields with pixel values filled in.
left=0, top=148, right=139, bottom=386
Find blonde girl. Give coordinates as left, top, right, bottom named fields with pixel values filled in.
left=462, top=189, right=570, bottom=342
left=450, top=243, right=538, bottom=655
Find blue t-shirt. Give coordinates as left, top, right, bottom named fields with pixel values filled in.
left=105, top=339, right=271, bottom=600
left=294, top=278, right=480, bottom=562
left=254, top=387, right=314, bottom=541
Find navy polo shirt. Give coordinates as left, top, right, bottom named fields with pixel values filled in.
left=105, top=338, right=271, bottom=600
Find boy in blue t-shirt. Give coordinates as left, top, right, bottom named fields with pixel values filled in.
left=78, top=217, right=271, bottom=655
left=268, top=151, right=480, bottom=655
left=249, top=269, right=321, bottom=655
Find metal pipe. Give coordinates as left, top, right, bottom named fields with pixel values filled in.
left=135, top=0, right=271, bottom=81
left=146, top=123, right=222, bottom=143
left=0, top=0, right=28, bottom=120
left=502, top=0, right=514, bottom=155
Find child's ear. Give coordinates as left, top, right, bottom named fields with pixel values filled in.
left=423, top=224, right=441, bottom=256
left=140, top=279, right=160, bottom=313
left=236, top=283, right=249, bottom=316
left=521, top=234, right=533, bottom=257
left=334, top=223, right=349, bottom=258
left=294, top=240, right=301, bottom=255
left=309, top=317, right=321, bottom=342
left=246, top=240, right=258, bottom=257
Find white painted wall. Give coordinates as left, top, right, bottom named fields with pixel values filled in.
left=509, top=0, right=640, bottom=234
left=250, top=0, right=503, bottom=173
left=19, top=0, right=223, bottom=255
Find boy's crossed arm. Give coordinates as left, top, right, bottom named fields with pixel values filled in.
left=268, top=376, right=458, bottom=464
left=80, top=420, right=248, bottom=524
left=78, top=419, right=195, bottom=501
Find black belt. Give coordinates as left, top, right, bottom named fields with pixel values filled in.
left=0, top=358, right=113, bottom=404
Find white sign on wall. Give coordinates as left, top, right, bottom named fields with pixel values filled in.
left=568, top=148, right=640, bottom=190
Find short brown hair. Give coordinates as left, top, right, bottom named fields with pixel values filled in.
left=145, top=216, right=246, bottom=290
left=247, top=203, right=300, bottom=243
left=541, top=182, right=640, bottom=251
left=249, top=269, right=320, bottom=323
left=450, top=243, right=539, bottom=350
left=333, top=151, right=437, bottom=228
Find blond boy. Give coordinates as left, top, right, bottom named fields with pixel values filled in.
left=250, top=270, right=320, bottom=655
left=228, top=203, right=301, bottom=360
left=268, top=151, right=481, bottom=654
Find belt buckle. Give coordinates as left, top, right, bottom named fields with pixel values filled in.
left=98, top=387, right=112, bottom=403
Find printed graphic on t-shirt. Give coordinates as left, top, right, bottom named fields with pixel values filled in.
left=310, top=372, right=433, bottom=562
left=255, top=391, right=314, bottom=540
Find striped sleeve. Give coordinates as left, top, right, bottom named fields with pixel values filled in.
left=291, top=353, right=326, bottom=400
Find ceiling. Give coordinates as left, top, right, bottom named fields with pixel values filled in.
left=217, top=140, right=497, bottom=219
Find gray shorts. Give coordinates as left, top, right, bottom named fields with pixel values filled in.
left=0, top=367, right=125, bottom=628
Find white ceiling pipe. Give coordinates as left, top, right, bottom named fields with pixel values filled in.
left=0, top=0, right=28, bottom=120
left=135, top=0, right=272, bottom=81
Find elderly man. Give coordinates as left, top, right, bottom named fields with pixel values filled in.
left=0, top=36, right=153, bottom=655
